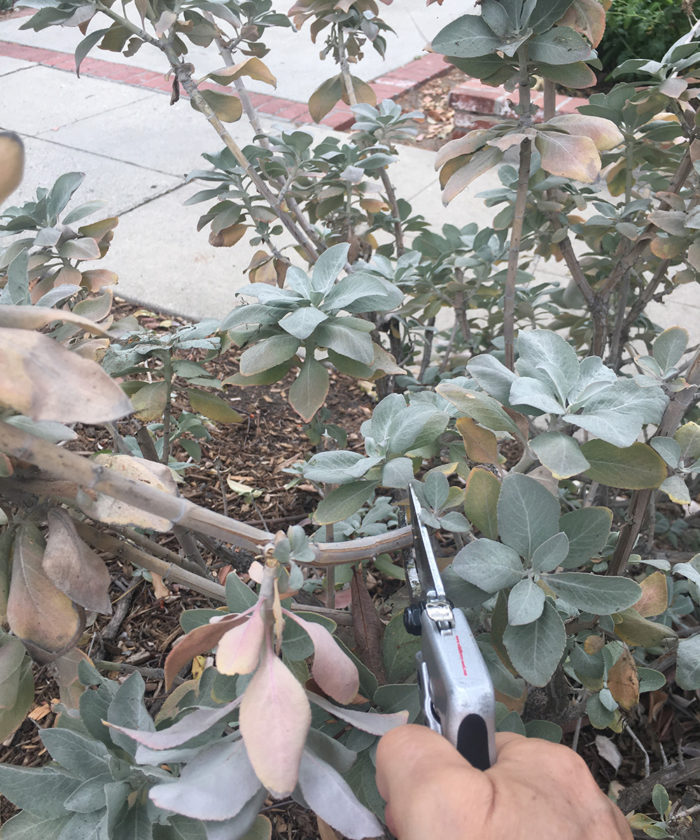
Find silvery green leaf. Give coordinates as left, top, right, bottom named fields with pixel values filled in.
left=422, top=471, right=450, bottom=512
left=565, top=380, right=668, bottom=448
left=598, top=687, right=618, bottom=712
left=63, top=776, right=111, bottom=813
left=674, top=558, right=700, bottom=589
left=239, top=335, right=300, bottom=376
left=503, top=600, right=566, bottom=686
left=0, top=766, right=81, bottom=817
left=150, top=738, right=260, bottom=821
left=297, top=750, right=382, bottom=840
left=530, top=432, right=590, bottom=479
left=314, top=322, right=374, bottom=365
left=586, top=693, right=618, bottom=729
left=0, top=812, right=72, bottom=840
left=479, top=643, right=525, bottom=699
left=364, top=393, right=405, bottom=448
left=107, top=673, right=155, bottom=757
left=109, top=697, right=240, bottom=751
left=676, top=634, right=700, bottom=689
left=652, top=326, right=688, bottom=373
left=637, top=667, right=666, bottom=693
left=438, top=511, right=471, bottom=532
left=467, top=354, right=515, bottom=403
left=40, top=729, right=111, bottom=779
left=507, top=578, right=546, bottom=626
left=303, top=451, right=381, bottom=485
left=382, top=611, right=422, bottom=683
left=202, top=789, right=266, bottom=840
left=220, top=304, right=280, bottom=332
left=112, top=803, right=152, bottom=840
left=381, top=457, right=414, bottom=489
left=311, top=243, right=349, bottom=295
left=314, top=481, right=379, bottom=525
left=531, top=532, right=570, bottom=573
left=544, top=572, right=641, bottom=614
left=323, top=274, right=402, bottom=314
left=284, top=266, right=313, bottom=297
left=516, top=330, right=579, bottom=404
left=387, top=407, right=449, bottom=456
left=566, top=356, right=616, bottom=407
left=287, top=561, right=304, bottom=591
left=279, top=306, right=328, bottom=340
left=431, top=14, right=503, bottom=58
left=527, top=26, right=595, bottom=64
left=156, top=815, right=207, bottom=840
left=4, top=415, right=77, bottom=443
left=236, top=283, right=302, bottom=305
left=453, top=539, right=524, bottom=593
left=510, top=376, right=565, bottom=415
left=559, top=507, right=612, bottom=569
left=650, top=437, right=681, bottom=468
left=497, top=473, right=559, bottom=560
left=659, top=474, right=691, bottom=504
left=305, top=728, right=356, bottom=775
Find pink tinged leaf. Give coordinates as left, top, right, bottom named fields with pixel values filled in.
left=107, top=696, right=241, bottom=750
left=287, top=613, right=359, bottom=705
left=308, top=692, right=408, bottom=735
left=164, top=612, right=248, bottom=690
left=150, top=737, right=262, bottom=820
left=216, top=610, right=265, bottom=675
left=239, top=647, right=311, bottom=797
left=298, top=750, right=382, bottom=840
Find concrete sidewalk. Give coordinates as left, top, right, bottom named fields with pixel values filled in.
left=0, top=2, right=697, bottom=335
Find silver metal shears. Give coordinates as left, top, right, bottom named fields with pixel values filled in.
left=403, top=485, right=496, bottom=770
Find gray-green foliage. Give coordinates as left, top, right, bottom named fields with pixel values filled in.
left=221, top=243, right=403, bottom=421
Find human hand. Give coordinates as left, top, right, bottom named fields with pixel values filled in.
left=376, top=724, right=632, bottom=840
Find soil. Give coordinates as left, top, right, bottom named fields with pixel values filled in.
left=394, top=68, right=462, bottom=151
left=2, top=77, right=700, bottom=836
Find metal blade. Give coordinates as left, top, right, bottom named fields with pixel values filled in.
left=408, top=485, right=446, bottom=601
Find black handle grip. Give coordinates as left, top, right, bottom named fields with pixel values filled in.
left=457, top=714, right=491, bottom=770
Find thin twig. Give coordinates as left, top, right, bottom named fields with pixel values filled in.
left=0, top=421, right=414, bottom=563
left=625, top=723, right=651, bottom=778
left=503, top=47, right=532, bottom=370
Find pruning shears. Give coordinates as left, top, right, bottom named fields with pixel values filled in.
left=403, top=485, right=496, bottom=770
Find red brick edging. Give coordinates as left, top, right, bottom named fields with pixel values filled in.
left=0, top=36, right=449, bottom=129
left=0, top=28, right=586, bottom=131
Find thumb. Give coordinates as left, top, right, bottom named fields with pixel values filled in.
left=376, top=725, right=488, bottom=839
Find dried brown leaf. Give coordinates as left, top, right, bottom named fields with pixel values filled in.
left=6, top=523, right=84, bottom=661
left=0, top=327, right=131, bottom=423
left=607, top=646, right=639, bottom=710
left=44, top=509, right=112, bottom=615
left=350, top=567, right=386, bottom=684
left=457, top=416, right=500, bottom=464
left=633, top=571, right=668, bottom=618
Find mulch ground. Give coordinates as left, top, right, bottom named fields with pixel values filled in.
left=2, top=76, right=700, bottom=834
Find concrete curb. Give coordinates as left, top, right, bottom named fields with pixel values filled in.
left=0, top=35, right=450, bottom=129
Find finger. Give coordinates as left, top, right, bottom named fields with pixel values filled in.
left=376, top=726, right=491, bottom=840
left=493, top=730, right=527, bottom=757
left=0, top=132, right=24, bottom=204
